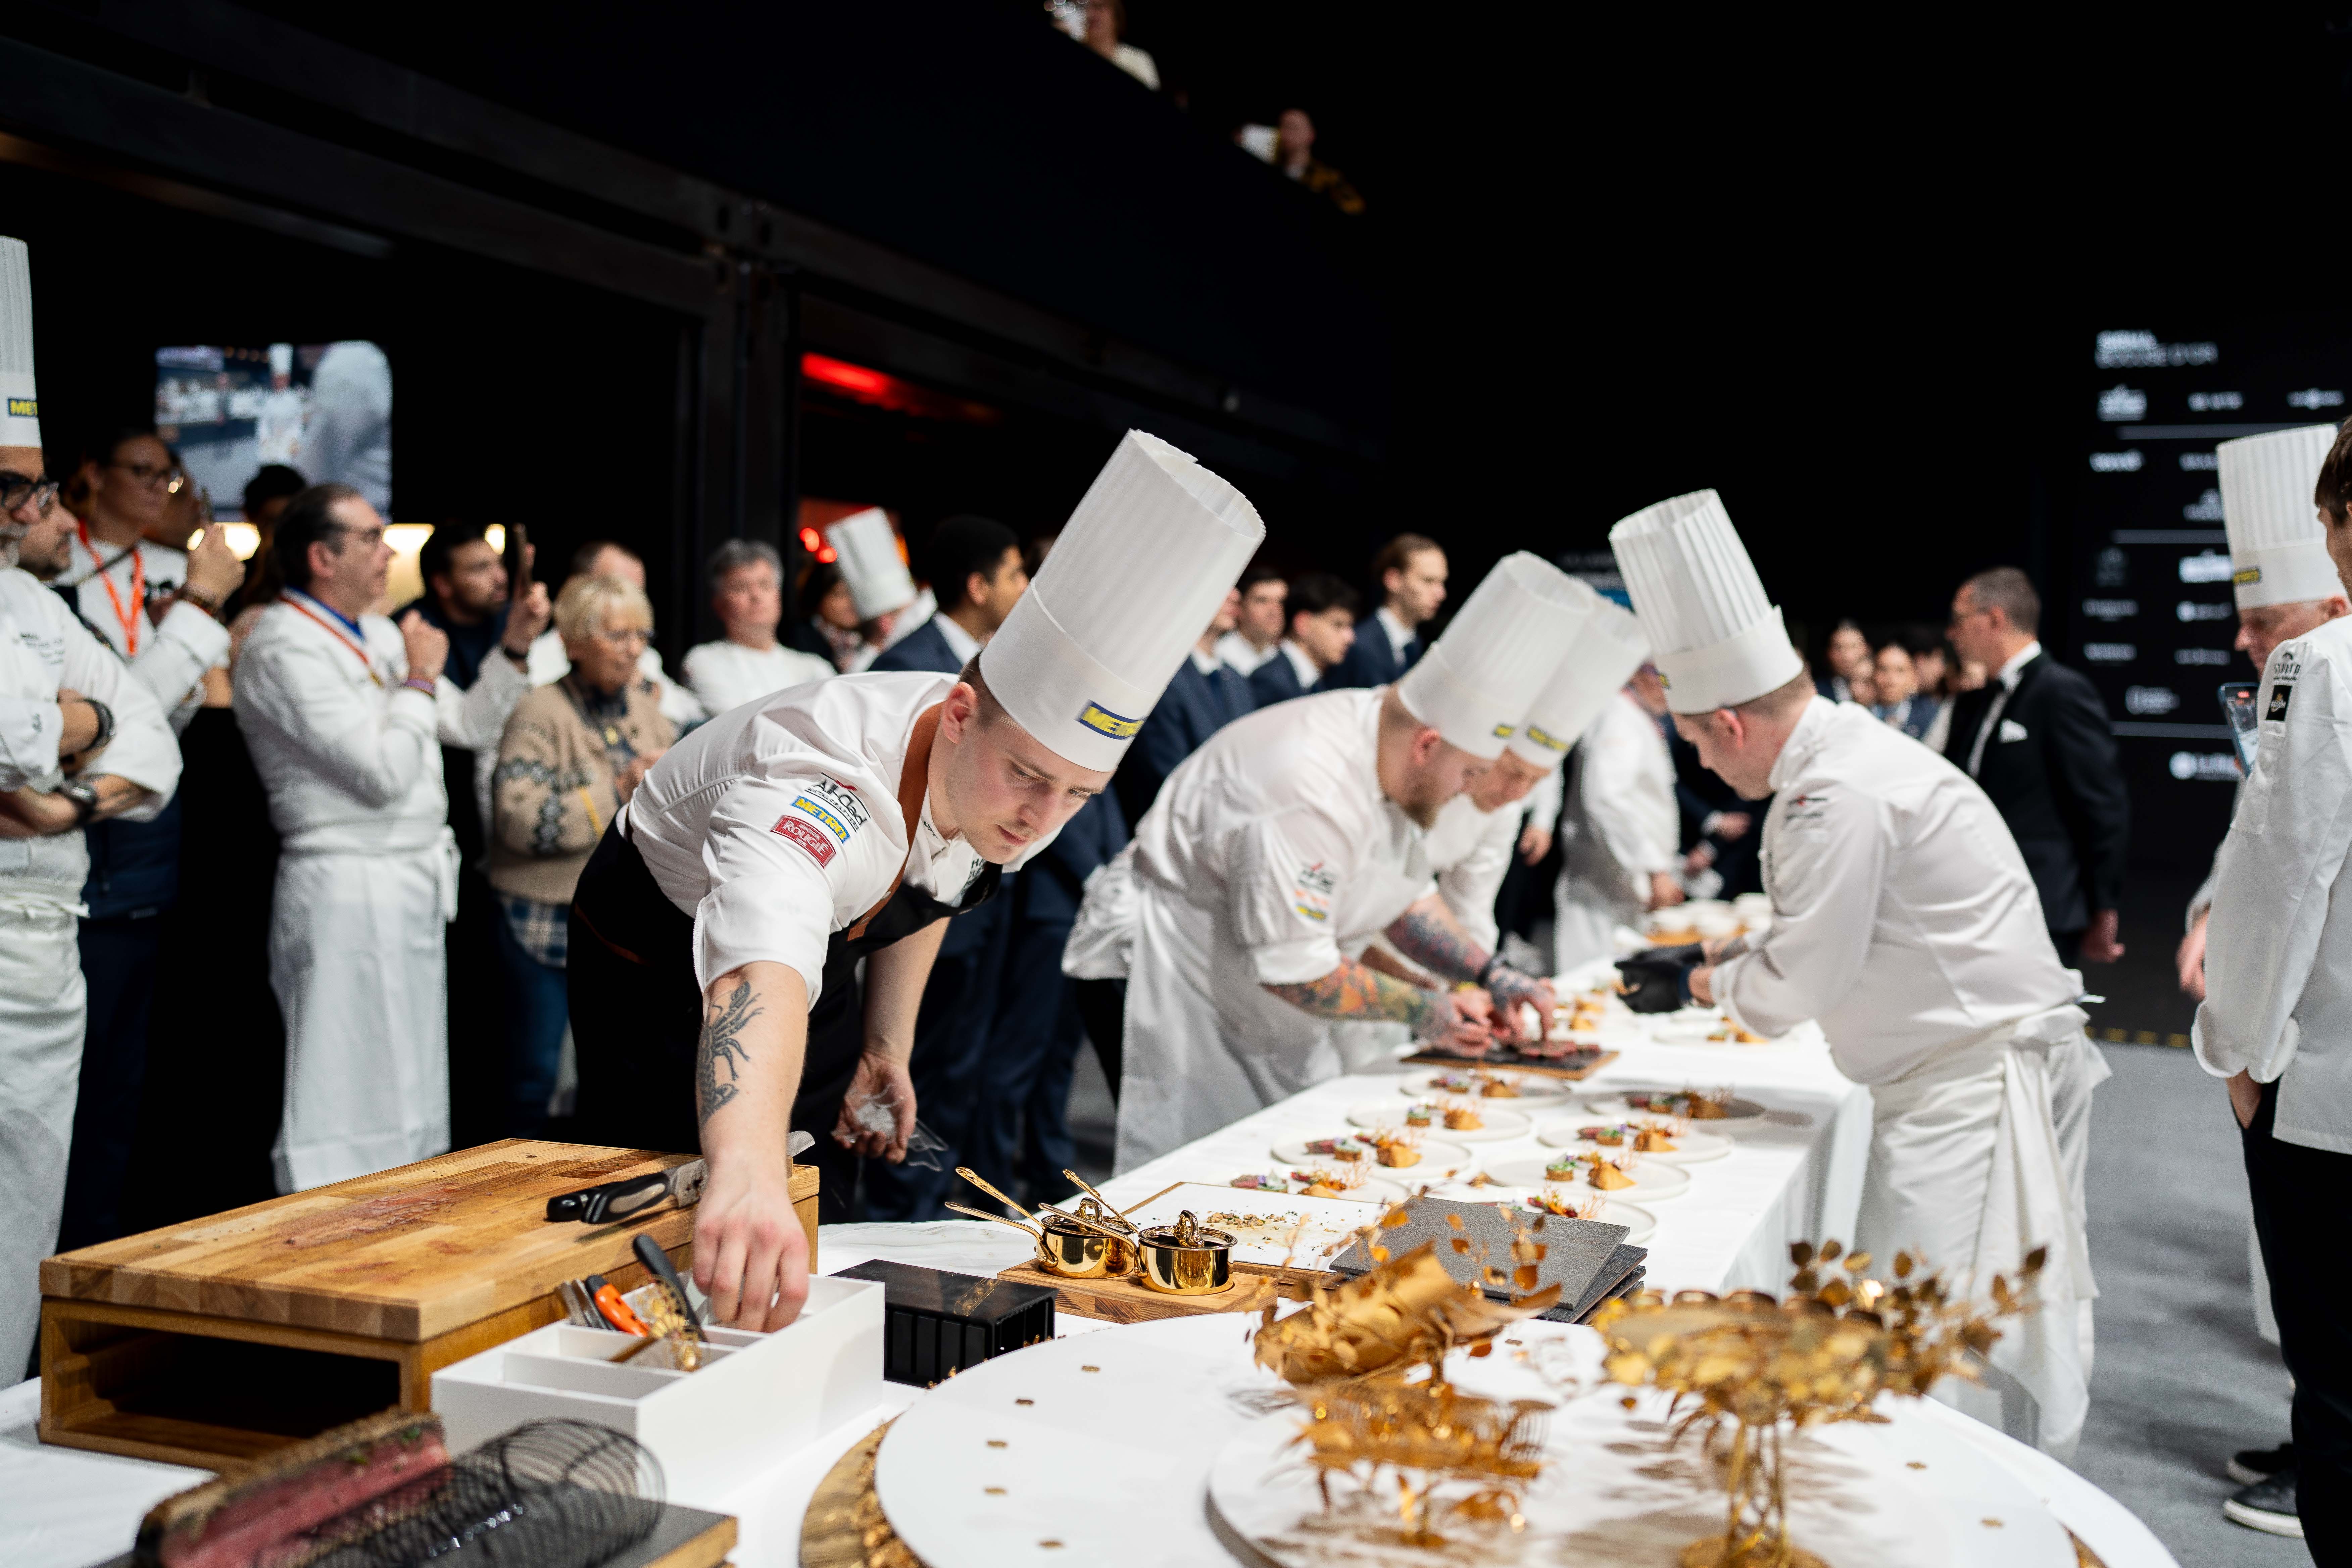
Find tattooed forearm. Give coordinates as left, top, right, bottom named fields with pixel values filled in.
left=1266, top=960, right=1438, bottom=1030
left=1384, top=898, right=1490, bottom=984
left=696, top=979, right=764, bottom=1126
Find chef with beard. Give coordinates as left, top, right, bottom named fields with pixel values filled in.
left=1613, top=488, right=2099, bottom=1461
left=1073, top=552, right=1587, bottom=1171
left=569, top=432, right=1262, bottom=1329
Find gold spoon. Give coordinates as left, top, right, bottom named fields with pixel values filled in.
left=955, top=1166, right=1036, bottom=1220
left=946, top=1200, right=1043, bottom=1238
left=1060, top=1168, right=1137, bottom=1229
left=1031, top=1203, right=1133, bottom=1242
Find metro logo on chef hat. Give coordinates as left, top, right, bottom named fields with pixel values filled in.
left=1609, top=489, right=1803, bottom=714
left=1393, top=551, right=1589, bottom=759
left=830, top=506, right=919, bottom=621
left=979, top=431, right=1265, bottom=772
left=0, top=237, right=38, bottom=446
left=1506, top=581, right=1650, bottom=768
left=2219, top=424, right=2339, bottom=609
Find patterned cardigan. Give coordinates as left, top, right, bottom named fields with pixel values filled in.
left=488, top=677, right=674, bottom=908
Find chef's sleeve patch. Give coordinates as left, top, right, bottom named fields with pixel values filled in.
left=2267, top=684, right=2293, bottom=722
left=772, top=815, right=836, bottom=866
left=1291, top=861, right=1338, bottom=922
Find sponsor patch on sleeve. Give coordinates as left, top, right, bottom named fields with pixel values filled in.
left=772, top=815, right=836, bottom=867
left=1292, top=861, right=1338, bottom=923
left=2267, top=683, right=2294, bottom=722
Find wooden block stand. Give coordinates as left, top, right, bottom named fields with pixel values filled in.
left=38, top=1139, right=819, bottom=1469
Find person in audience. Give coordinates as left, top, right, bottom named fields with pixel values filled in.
left=529, top=540, right=702, bottom=728
left=1250, top=570, right=1358, bottom=705
left=1075, top=0, right=1159, bottom=88
left=1324, top=534, right=1442, bottom=688
left=490, top=574, right=673, bottom=1136
left=234, top=484, right=546, bottom=1193
left=802, top=560, right=866, bottom=672
left=396, top=524, right=510, bottom=689
left=1214, top=564, right=1285, bottom=676
left=1554, top=664, right=1684, bottom=970
left=1844, top=655, right=1877, bottom=709
left=0, top=349, right=181, bottom=1369
left=681, top=540, right=834, bottom=715
left=872, top=515, right=1027, bottom=677
left=1816, top=618, right=1869, bottom=702
left=1116, top=586, right=1254, bottom=828
left=1872, top=641, right=1941, bottom=740
left=1944, top=568, right=2129, bottom=966
left=1273, top=108, right=1365, bottom=215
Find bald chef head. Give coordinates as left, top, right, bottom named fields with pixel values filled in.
left=568, top=432, right=1263, bottom=1330
left=1083, top=551, right=1590, bottom=1170
left=1611, top=490, right=2103, bottom=1461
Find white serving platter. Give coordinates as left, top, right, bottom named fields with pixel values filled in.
left=1484, top=1155, right=1691, bottom=1201
left=1113, top=1183, right=1387, bottom=1270
left=1270, top=1133, right=1476, bottom=1176
left=1347, top=1100, right=1532, bottom=1142
left=1580, top=1089, right=1769, bottom=1131
left=1397, top=1069, right=1572, bottom=1103
left=1534, top=1122, right=1731, bottom=1165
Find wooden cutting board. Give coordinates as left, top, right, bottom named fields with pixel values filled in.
left=40, top=1140, right=743, bottom=1341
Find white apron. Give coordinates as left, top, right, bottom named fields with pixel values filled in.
left=270, top=831, right=460, bottom=1192
left=1858, top=1004, right=2097, bottom=1461
left=0, top=881, right=88, bottom=1374
left=1115, top=877, right=1345, bottom=1172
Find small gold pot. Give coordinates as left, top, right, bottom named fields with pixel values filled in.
left=1036, top=1209, right=1137, bottom=1279
left=1134, top=1210, right=1236, bottom=1295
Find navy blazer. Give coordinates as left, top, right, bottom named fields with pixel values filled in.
left=1115, top=657, right=1252, bottom=828
left=869, top=616, right=963, bottom=676
left=1323, top=618, right=1423, bottom=690
left=1248, top=651, right=1317, bottom=706
left=1022, top=788, right=1128, bottom=927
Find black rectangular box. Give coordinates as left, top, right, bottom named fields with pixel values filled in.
left=835, top=1260, right=1058, bottom=1386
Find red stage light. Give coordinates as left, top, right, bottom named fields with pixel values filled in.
left=817, top=546, right=837, bottom=563
left=799, top=526, right=823, bottom=551
left=803, top=353, right=892, bottom=396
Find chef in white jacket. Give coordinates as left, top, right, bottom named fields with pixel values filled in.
left=1552, top=663, right=1684, bottom=970
left=2195, top=416, right=2352, bottom=1552
left=0, top=258, right=182, bottom=1370
left=235, top=483, right=547, bottom=1193
left=572, top=431, right=1260, bottom=1331
left=1082, top=552, right=1587, bottom=1170
left=1615, top=488, right=2099, bottom=1460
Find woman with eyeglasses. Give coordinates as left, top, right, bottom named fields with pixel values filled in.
left=488, top=574, right=673, bottom=1136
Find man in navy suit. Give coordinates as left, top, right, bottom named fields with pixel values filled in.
left=1322, top=532, right=1446, bottom=689
left=862, top=514, right=1029, bottom=1219
left=1114, top=587, right=1254, bottom=829
left=1249, top=570, right=1360, bottom=706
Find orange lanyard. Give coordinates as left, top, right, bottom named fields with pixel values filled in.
left=282, top=595, right=385, bottom=688
left=77, top=522, right=144, bottom=656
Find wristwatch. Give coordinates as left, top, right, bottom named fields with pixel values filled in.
left=58, top=780, right=99, bottom=826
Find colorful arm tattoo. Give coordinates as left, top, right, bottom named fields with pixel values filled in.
left=1384, top=898, right=1491, bottom=985
left=1265, top=959, right=1439, bottom=1030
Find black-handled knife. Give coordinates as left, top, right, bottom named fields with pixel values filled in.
left=635, top=1232, right=702, bottom=1332
left=545, top=1159, right=708, bottom=1224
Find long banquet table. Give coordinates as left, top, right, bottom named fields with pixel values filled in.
left=4, top=969, right=2176, bottom=1568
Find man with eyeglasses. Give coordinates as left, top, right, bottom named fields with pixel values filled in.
left=233, top=484, right=549, bottom=1193
left=0, top=233, right=182, bottom=1373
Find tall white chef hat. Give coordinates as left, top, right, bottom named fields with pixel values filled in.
left=0, top=237, right=39, bottom=449
left=1609, top=489, right=1802, bottom=714
left=1506, top=585, right=1650, bottom=768
left=1394, top=551, right=1590, bottom=760
left=980, top=431, right=1264, bottom=772
left=268, top=341, right=294, bottom=378
left=2220, top=424, right=2340, bottom=610
left=829, top=507, right=918, bottom=621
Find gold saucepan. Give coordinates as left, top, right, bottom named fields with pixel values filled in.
left=1133, top=1209, right=1236, bottom=1295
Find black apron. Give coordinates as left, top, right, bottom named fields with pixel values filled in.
left=567, top=706, right=999, bottom=1221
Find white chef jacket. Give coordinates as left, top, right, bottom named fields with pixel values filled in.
left=1111, top=688, right=1428, bottom=1167
left=1212, top=629, right=1276, bottom=676
left=0, top=568, right=181, bottom=886
left=235, top=589, right=530, bottom=852
left=1715, top=698, right=2079, bottom=1084
left=622, top=670, right=1055, bottom=1000
left=2195, top=620, right=2352, bottom=1152
left=1554, top=690, right=1679, bottom=968
left=61, top=531, right=230, bottom=734
left=1356, top=789, right=1517, bottom=956
left=529, top=629, right=705, bottom=729
left=679, top=638, right=835, bottom=719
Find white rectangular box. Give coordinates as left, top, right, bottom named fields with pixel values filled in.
left=430, top=1273, right=885, bottom=1477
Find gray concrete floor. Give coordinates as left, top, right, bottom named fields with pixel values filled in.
left=2073, top=1040, right=2302, bottom=1566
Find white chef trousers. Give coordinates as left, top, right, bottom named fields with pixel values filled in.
left=0, top=887, right=88, bottom=1376
left=1858, top=1009, right=2097, bottom=1462
left=1552, top=870, right=1635, bottom=974
left=270, top=838, right=458, bottom=1193
left=1115, top=879, right=1345, bottom=1173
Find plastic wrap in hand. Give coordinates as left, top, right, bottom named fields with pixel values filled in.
left=841, top=1088, right=949, bottom=1169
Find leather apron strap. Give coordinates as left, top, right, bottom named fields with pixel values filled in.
left=845, top=701, right=943, bottom=941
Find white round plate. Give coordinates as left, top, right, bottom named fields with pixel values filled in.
left=1207, top=1360, right=2075, bottom=1568
left=1484, top=1155, right=1690, bottom=1200
left=1397, top=1070, right=1571, bottom=1103
left=1536, top=1120, right=1731, bottom=1164
left=1417, top=1185, right=1658, bottom=1241
left=1227, top=1170, right=1412, bottom=1204
left=1580, top=1089, right=1769, bottom=1130
left=1270, top=1134, right=1476, bottom=1176
left=876, top=1313, right=1289, bottom=1568
left=1347, top=1101, right=1531, bottom=1142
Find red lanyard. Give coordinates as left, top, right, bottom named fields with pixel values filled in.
left=282, top=595, right=385, bottom=688
left=77, top=522, right=144, bottom=656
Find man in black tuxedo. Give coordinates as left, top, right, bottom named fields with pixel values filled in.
left=1322, top=532, right=1445, bottom=688
left=1943, top=567, right=2129, bottom=966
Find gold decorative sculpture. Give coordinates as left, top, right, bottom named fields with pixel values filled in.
left=1588, top=1239, right=2045, bottom=1568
